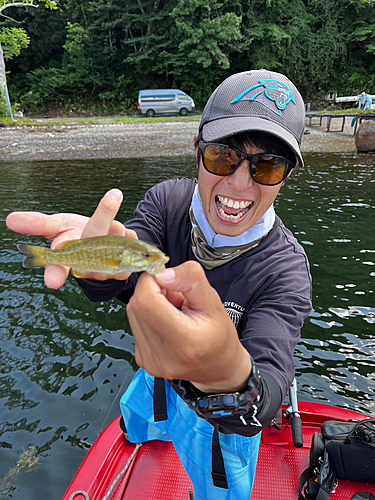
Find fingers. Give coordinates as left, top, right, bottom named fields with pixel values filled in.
left=123, top=227, right=138, bottom=240
left=6, top=212, right=64, bottom=240
left=6, top=189, right=128, bottom=242
left=7, top=189, right=130, bottom=289
left=127, top=261, right=222, bottom=348
left=163, top=289, right=186, bottom=308
left=154, top=261, right=221, bottom=314
left=6, top=212, right=37, bottom=234
left=6, top=212, right=91, bottom=243
left=74, top=270, right=132, bottom=282
left=44, top=265, right=70, bottom=289
left=127, top=263, right=242, bottom=384
left=81, top=188, right=123, bottom=239
left=129, top=261, right=220, bottom=329
left=45, top=265, right=130, bottom=288
left=107, top=221, right=128, bottom=237
left=127, top=272, right=182, bottom=331
left=106, top=224, right=137, bottom=240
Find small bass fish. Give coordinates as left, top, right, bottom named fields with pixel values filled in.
left=17, top=235, right=170, bottom=277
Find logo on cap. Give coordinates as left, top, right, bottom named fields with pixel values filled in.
left=231, top=79, right=296, bottom=117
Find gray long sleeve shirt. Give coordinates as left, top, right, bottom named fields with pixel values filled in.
left=78, top=177, right=312, bottom=435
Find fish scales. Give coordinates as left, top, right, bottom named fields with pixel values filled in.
left=17, top=235, right=170, bottom=276
left=43, top=240, right=125, bottom=269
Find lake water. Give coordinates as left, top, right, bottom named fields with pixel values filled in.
left=0, top=153, right=374, bottom=498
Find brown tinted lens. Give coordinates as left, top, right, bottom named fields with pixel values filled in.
left=251, top=155, right=288, bottom=185
left=204, top=145, right=240, bottom=176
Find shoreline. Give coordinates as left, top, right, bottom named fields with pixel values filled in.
left=0, top=119, right=357, bottom=163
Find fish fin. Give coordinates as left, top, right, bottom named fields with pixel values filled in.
left=57, top=240, right=79, bottom=250
left=71, top=259, right=120, bottom=278
left=17, top=244, right=49, bottom=268
left=103, top=258, right=121, bottom=271
left=71, top=269, right=90, bottom=278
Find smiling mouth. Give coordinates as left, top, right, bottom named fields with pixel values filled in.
left=215, top=195, right=253, bottom=222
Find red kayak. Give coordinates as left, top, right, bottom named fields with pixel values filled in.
left=63, top=402, right=375, bottom=500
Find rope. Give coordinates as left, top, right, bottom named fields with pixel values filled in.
left=69, top=442, right=142, bottom=500
left=101, top=442, right=142, bottom=500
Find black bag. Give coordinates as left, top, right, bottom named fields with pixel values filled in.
left=300, top=419, right=375, bottom=500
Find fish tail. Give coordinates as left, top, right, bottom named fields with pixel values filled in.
left=17, top=244, right=50, bottom=268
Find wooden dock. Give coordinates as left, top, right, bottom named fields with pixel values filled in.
left=306, top=113, right=375, bottom=134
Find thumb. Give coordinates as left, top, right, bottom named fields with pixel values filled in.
left=155, top=261, right=221, bottom=313
left=81, top=188, right=123, bottom=239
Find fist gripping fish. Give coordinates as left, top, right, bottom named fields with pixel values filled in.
left=17, top=235, right=170, bottom=277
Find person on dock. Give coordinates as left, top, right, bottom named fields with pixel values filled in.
left=358, top=91, right=372, bottom=110
left=6, top=69, right=312, bottom=500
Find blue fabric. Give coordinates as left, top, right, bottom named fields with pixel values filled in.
left=120, top=369, right=261, bottom=500
left=364, top=94, right=372, bottom=110
left=358, top=93, right=373, bottom=110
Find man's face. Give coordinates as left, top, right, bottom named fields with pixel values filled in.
left=198, top=142, right=284, bottom=237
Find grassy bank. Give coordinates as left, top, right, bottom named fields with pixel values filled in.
left=1, top=114, right=203, bottom=128
left=3, top=108, right=374, bottom=129
left=321, top=108, right=375, bottom=115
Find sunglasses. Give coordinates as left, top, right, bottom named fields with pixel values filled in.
left=198, top=141, right=295, bottom=186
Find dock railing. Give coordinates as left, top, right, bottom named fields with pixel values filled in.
left=306, top=112, right=375, bottom=135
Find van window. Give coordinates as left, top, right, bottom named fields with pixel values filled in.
left=178, top=94, right=190, bottom=100
left=141, top=94, right=175, bottom=102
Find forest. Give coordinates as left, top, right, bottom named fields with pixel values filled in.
left=1, top=0, right=375, bottom=116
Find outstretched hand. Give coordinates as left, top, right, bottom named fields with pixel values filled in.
left=127, top=261, right=252, bottom=393
left=6, top=189, right=137, bottom=289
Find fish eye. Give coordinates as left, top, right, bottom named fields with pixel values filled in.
left=143, top=252, right=151, bottom=259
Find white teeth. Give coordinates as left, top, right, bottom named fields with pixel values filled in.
left=219, top=208, right=242, bottom=221
left=216, top=196, right=253, bottom=223
left=218, top=196, right=251, bottom=208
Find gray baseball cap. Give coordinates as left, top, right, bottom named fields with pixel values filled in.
left=199, top=69, right=305, bottom=167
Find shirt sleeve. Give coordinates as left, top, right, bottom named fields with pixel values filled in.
left=241, top=253, right=312, bottom=400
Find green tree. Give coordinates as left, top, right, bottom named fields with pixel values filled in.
left=0, top=27, right=29, bottom=60
left=0, top=0, right=57, bottom=115
left=169, top=0, right=242, bottom=102
left=122, top=0, right=243, bottom=106
left=4, top=0, right=375, bottom=114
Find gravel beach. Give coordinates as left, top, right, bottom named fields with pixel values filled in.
left=0, top=116, right=357, bottom=163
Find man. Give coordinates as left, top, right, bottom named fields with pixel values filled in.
left=6, top=69, right=312, bottom=499
left=358, top=91, right=372, bottom=110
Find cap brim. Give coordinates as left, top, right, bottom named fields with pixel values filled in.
left=201, top=116, right=304, bottom=168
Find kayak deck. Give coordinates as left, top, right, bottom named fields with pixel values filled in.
left=63, top=402, right=375, bottom=500
left=253, top=401, right=375, bottom=499
left=63, top=430, right=193, bottom=500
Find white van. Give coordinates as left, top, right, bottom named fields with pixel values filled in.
left=138, top=89, right=195, bottom=117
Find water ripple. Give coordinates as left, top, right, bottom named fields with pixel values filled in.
left=1, top=153, right=375, bottom=498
